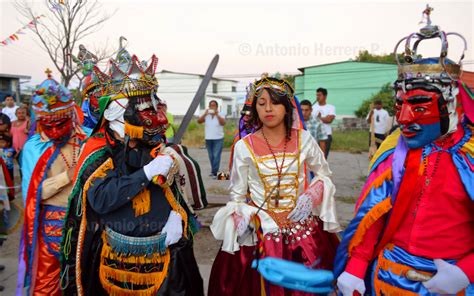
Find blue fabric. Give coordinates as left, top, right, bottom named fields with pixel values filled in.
left=19, top=134, right=52, bottom=204
left=81, top=100, right=99, bottom=129
left=334, top=177, right=393, bottom=277
left=252, top=257, right=334, bottom=294
left=41, top=205, right=66, bottom=259
left=206, top=139, right=223, bottom=175
left=371, top=245, right=474, bottom=295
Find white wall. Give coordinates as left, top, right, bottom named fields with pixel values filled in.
left=156, top=72, right=201, bottom=116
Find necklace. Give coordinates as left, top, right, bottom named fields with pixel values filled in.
left=59, top=137, right=78, bottom=170
left=412, top=141, right=444, bottom=217
left=261, top=129, right=288, bottom=207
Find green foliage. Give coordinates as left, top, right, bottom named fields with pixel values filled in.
left=181, top=119, right=237, bottom=148
left=354, top=83, right=396, bottom=118
left=355, top=50, right=399, bottom=64
left=332, top=130, right=369, bottom=153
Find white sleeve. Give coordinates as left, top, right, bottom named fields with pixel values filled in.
left=304, top=133, right=341, bottom=233
left=329, top=105, right=336, bottom=116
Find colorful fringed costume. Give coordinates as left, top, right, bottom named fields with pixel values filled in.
left=18, top=71, right=90, bottom=295
left=335, top=10, right=474, bottom=295
left=59, top=43, right=205, bottom=296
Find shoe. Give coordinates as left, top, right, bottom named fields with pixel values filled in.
left=0, top=265, right=4, bottom=271
left=0, top=285, right=4, bottom=291
left=209, top=173, right=214, bottom=177
left=212, top=175, right=217, bottom=180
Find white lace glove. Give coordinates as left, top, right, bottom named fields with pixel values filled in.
left=143, top=154, right=174, bottom=181
left=422, top=259, right=469, bottom=294
left=233, top=213, right=250, bottom=237
left=288, top=180, right=324, bottom=222
left=337, top=271, right=366, bottom=296
left=162, top=211, right=183, bottom=246
left=287, top=194, right=312, bottom=222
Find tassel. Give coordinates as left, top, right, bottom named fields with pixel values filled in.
left=132, top=189, right=151, bottom=217
left=124, top=122, right=144, bottom=139
left=348, top=197, right=392, bottom=255
left=163, top=187, right=188, bottom=238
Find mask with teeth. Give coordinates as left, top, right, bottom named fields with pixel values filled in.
left=124, top=93, right=168, bottom=146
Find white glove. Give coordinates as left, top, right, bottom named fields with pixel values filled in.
left=288, top=180, right=324, bottom=222
left=337, top=271, right=366, bottom=296
left=232, top=213, right=250, bottom=237
left=162, top=211, right=183, bottom=246
left=422, top=259, right=469, bottom=294
left=143, top=154, right=174, bottom=181
left=287, top=194, right=312, bottom=222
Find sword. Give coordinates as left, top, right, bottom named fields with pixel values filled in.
left=174, top=54, right=220, bottom=144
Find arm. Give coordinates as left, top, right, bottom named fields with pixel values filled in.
left=320, top=114, right=335, bottom=124
left=456, top=253, right=474, bottom=282
left=217, top=113, right=226, bottom=126
left=229, top=140, right=249, bottom=203
left=304, top=133, right=340, bottom=232
left=41, top=170, right=72, bottom=200
left=197, top=110, right=208, bottom=124
left=345, top=217, right=386, bottom=278
left=87, top=168, right=150, bottom=215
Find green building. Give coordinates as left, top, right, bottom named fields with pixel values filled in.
left=294, top=61, right=397, bottom=117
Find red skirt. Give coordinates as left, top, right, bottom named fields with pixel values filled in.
left=208, top=217, right=339, bottom=296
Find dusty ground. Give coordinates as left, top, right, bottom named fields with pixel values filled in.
left=0, top=147, right=369, bottom=295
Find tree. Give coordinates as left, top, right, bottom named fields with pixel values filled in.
left=355, top=50, right=421, bottom=64
left=354, top=83, right=396, bottom=118
left=15, top=0, right=115, bottom=87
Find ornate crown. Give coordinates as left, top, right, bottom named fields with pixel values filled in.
left=32, top=69, right=75, bottom=119
left=93, top=37, right=158, bottom=101
left=246, top=75, right=295, bottom=104
left=394, top=5, right=467, bottom=83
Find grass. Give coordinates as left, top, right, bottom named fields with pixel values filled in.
left=181, top=120, right=237, bottom=148
left=331, top=130, right=369, bottom=153
left=180, top=120, right=369, bottom=154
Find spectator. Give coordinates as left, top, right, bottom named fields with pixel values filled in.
left=312, top=88, right=336, bottom=159
left=2, top=95, right=19, bottom=122
left=300, top=100, right=327, bottom=154
left=162, top=102, right=175, bottom=144
left=10, top=106, right=30, bottom=155
left=197, top=100, right=226, bottom=178
left=0, top=134, right=15, bottom=182
left=0, top=113, right=11, bottom=135
left=366, top=99, right=390, bottom=148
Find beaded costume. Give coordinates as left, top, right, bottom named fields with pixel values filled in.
left=18, top=71, right=90, bottom=295
left=59, top=43, right=205, bottom=296
left=209, top=77, right=340, bottom=296
left=334, top=9, right=474, bottom=295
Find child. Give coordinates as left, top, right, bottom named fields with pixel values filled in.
left=0, top=135, right=16, bottom=182
left=11, top=106, right=30, bottom=154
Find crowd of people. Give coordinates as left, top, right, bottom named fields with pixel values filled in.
left=0, top=8, right=473, bottom=296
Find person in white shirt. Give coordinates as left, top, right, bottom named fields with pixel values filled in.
left=366, top=99, right=390, bottom=148
left=2, top=95, right=19, bottom=122
left=197, top=100, right=226, bottom=178
left=312, top=88, right=336, bottom=159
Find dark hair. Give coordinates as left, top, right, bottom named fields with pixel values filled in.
left=374, top=99, right=382, bottom=105
left=316, top=88, right=328, bottom=96
left=5, top=94, right=13, bottom=99
left=0, top=113, right=11, bottom=127
left=250, top=88, right=294, bottom=140
left=0, top=134, right=12, bottom=145
left=209, top=100, right=218, bottom=107
left=300, top=100, right=312, bottom=107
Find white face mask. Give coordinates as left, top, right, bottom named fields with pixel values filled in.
left=104, top=98, right=128, bottom=139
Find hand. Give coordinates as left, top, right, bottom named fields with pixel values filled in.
left=204, top=109, right=209, bottom=116
left=422, top=259, right=469, bottom=294
left=287, top=194, right=312, bottom=222
left=143, top=154, right=174, bottom=181
left=232, top=213, right=249, bottom=237
left=162, top=211, right=183, bottom=246
left=337, top=271, right=366, bottom=296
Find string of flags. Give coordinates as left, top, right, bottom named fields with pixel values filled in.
left=0, top=15, right=45, bottom=47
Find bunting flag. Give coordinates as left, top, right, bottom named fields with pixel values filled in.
left=0, top=15, right=45, bottom=47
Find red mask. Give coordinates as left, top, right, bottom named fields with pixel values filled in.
left=39, top=117, right=74, bottom=141
left=395, top=89, right=442, bottom=126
